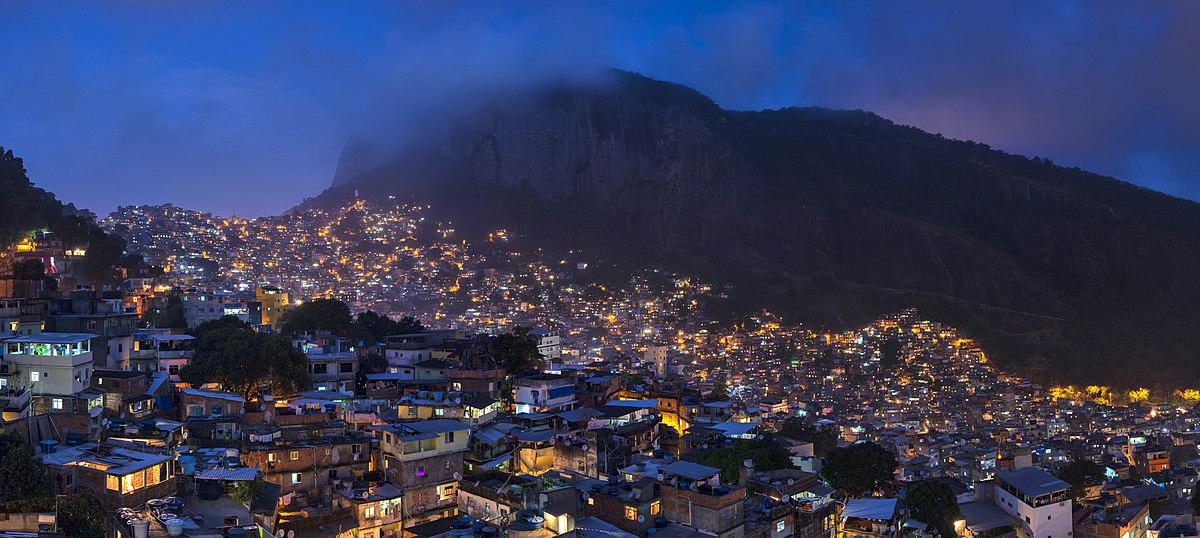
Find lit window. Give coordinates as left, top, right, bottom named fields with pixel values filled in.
left=417, top=466, right=426, bottom=477
left=292, top=473, right=302, bottom=484
left=364, top=506, right=375, bottom=519
left=51, top=399, right=63, bottom=410
left=651, top=501, right=661, bottom=516
left=626, top=506, right=638, bottom=520
left=268, top=453, right=277, bottom=462
left=107, top=475, right=119, bottom=491
left=290, top=451, right=300, bottom=460
left=777, top=521, right=786, bottom=533
left=30, top=372, right=39, bottom=383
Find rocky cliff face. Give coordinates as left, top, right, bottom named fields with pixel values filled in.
left=321, top=70, right=1200, bottom=385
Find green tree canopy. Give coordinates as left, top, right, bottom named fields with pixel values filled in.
left=904, top=480, right=963, bottom=537
left=354, top=310, right=423, bottom=344
left=0, top=147, right=61, bottom=246
left=697, top=440, right=794, bottom=483
left=191, top=315, right=253, bottom=339
left=492, top=326, right=544, bottom=372
left=57, top=493, right=105, bottom=538
left=181, top=324, right=311, bottom=399
left=0, top=431, right=53, bottom=511
left=820, top=442, right=897, bottom=498
left=1056, top=459, right=1106, bottom=500
left=147, top=295, right=187, bottom=329
left=280, top=298, right=354, bottom=336
left=778, top=417, right=840, bottom=457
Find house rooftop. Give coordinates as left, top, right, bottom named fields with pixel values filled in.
left=4, top=332, right=94, bottom=344
left=998, top=467, right=1071, bottom=497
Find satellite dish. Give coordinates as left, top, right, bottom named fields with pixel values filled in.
left=657, top=473, right=665, bottom=481
left=702, top=444, right=709, bottom=449
left=453, top=472, right=463, bottom=481
left=580, top=444, right=589, bottom=452
left=454, top=397, right=462, bottom=404
left=288, top=531, right=296, bottom=538
left=638, top=515, right=645, bottom=523
left=787, top=479, right=795, bottom=485
left=278, top=531, right=286, bottom=538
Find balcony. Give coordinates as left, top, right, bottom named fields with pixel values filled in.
left=0, top=388, right=31, bottom=412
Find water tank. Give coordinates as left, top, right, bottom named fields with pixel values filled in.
left=225, top=448, right=240, bottom=458
left=131, top=519, right=150, bottom=538
left=227, top=527, right=248, bottom=537
left=179, top=456, right=196, bottom=475
left=164, top=517, right=184, bottom=537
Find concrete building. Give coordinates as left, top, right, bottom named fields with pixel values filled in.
left=530, top=329, right=561, bottom=360
left=376, top=419, right=471, bottom=526
left=990, top=468, right=1073, bottom=538
left=514, top=374, right=576, bottom=414
left=3, top=333, right=100, bottom=415
left=256, top=285, right=290, bottom=329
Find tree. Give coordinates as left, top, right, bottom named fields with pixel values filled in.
left=354, top=310, right=423, bottom=344
left=1056, top=459, right=1105, bottom=500
left=229, top=476, right=264, bottom=506
left=0, top=431, right=53, bottom=511
left=191, top=315, right=252, bottom=339
left=492, top=326, right=544, bottom=372
left=147, top=295, right=187, bottom=329
left=356, top=351, right=388, bottom=395
left=820, top=442, right=897, bottom=498
left=778, top=418, right=840, bottom=457
left=181, top=324, right=311, bottom=398
left=697, top=440, right=794, bottom=483
left=280, top=298, right=354, bottom=336
left=904, top=480, right=962, bottom=537
left=57, top=493, right=105, bottom=538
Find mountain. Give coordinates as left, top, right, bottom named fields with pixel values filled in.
left=316, top=70, right=1200, bottom=387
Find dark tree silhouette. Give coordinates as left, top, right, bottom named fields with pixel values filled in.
left=820, top=442, right=897, bottom=498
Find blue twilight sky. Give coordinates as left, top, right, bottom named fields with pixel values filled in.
left=2, top=1, right=1198, bottom=217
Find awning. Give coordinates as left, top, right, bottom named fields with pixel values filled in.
left=481, top=455, right=512, bottom=470
left=196, top=467, right=259, bottom=481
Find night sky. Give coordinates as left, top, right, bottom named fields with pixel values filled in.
left=3, top=1, right=1198, bottom=217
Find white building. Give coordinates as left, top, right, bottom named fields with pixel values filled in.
left=529, top=329, right=561, bottom=360
left=991, top=468, right=1072, bottom=538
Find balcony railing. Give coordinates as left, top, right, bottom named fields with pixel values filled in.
left=0, top=388, right=32, bottom=411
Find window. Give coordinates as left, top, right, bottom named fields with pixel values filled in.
left=777, top=521, right=786, bottom=533
left=444, top=460, right=451, bottom=471
left=290, top=451, right=300, bottom=461
left=1048, top=516, right=1053, bottom=520
left=1025, top=517, right=1030, bottom=524
left=30, top=371, right=39, bottom=383
left=51, top=399, right=63, bottom=410
left=407, top=407, right=417, bottom=416
left=651, top=501, right=661, bottom=516
left=445, top=431, right=455, bottom=443
left=340, top=362, right=354, bottom=373
left=364, top=506, right=376, bottom=519
left=107, top=475, right=119, bottom=491
left=436, top=408, right=445, bottom=416
left=588, top=497, right=595, bottom=505
left=268, top=453, right=277, bottom=462
left=625, top=506, right=638, bottom=520
left=353, top=444, right=361, bottom=454
left=329, top=469, right=338, bottom=479
left=417, top=466, right=426, bottom=477
left=291, top=473, right=302, bottom=484
left=312, top=364, right=328, bottom=375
